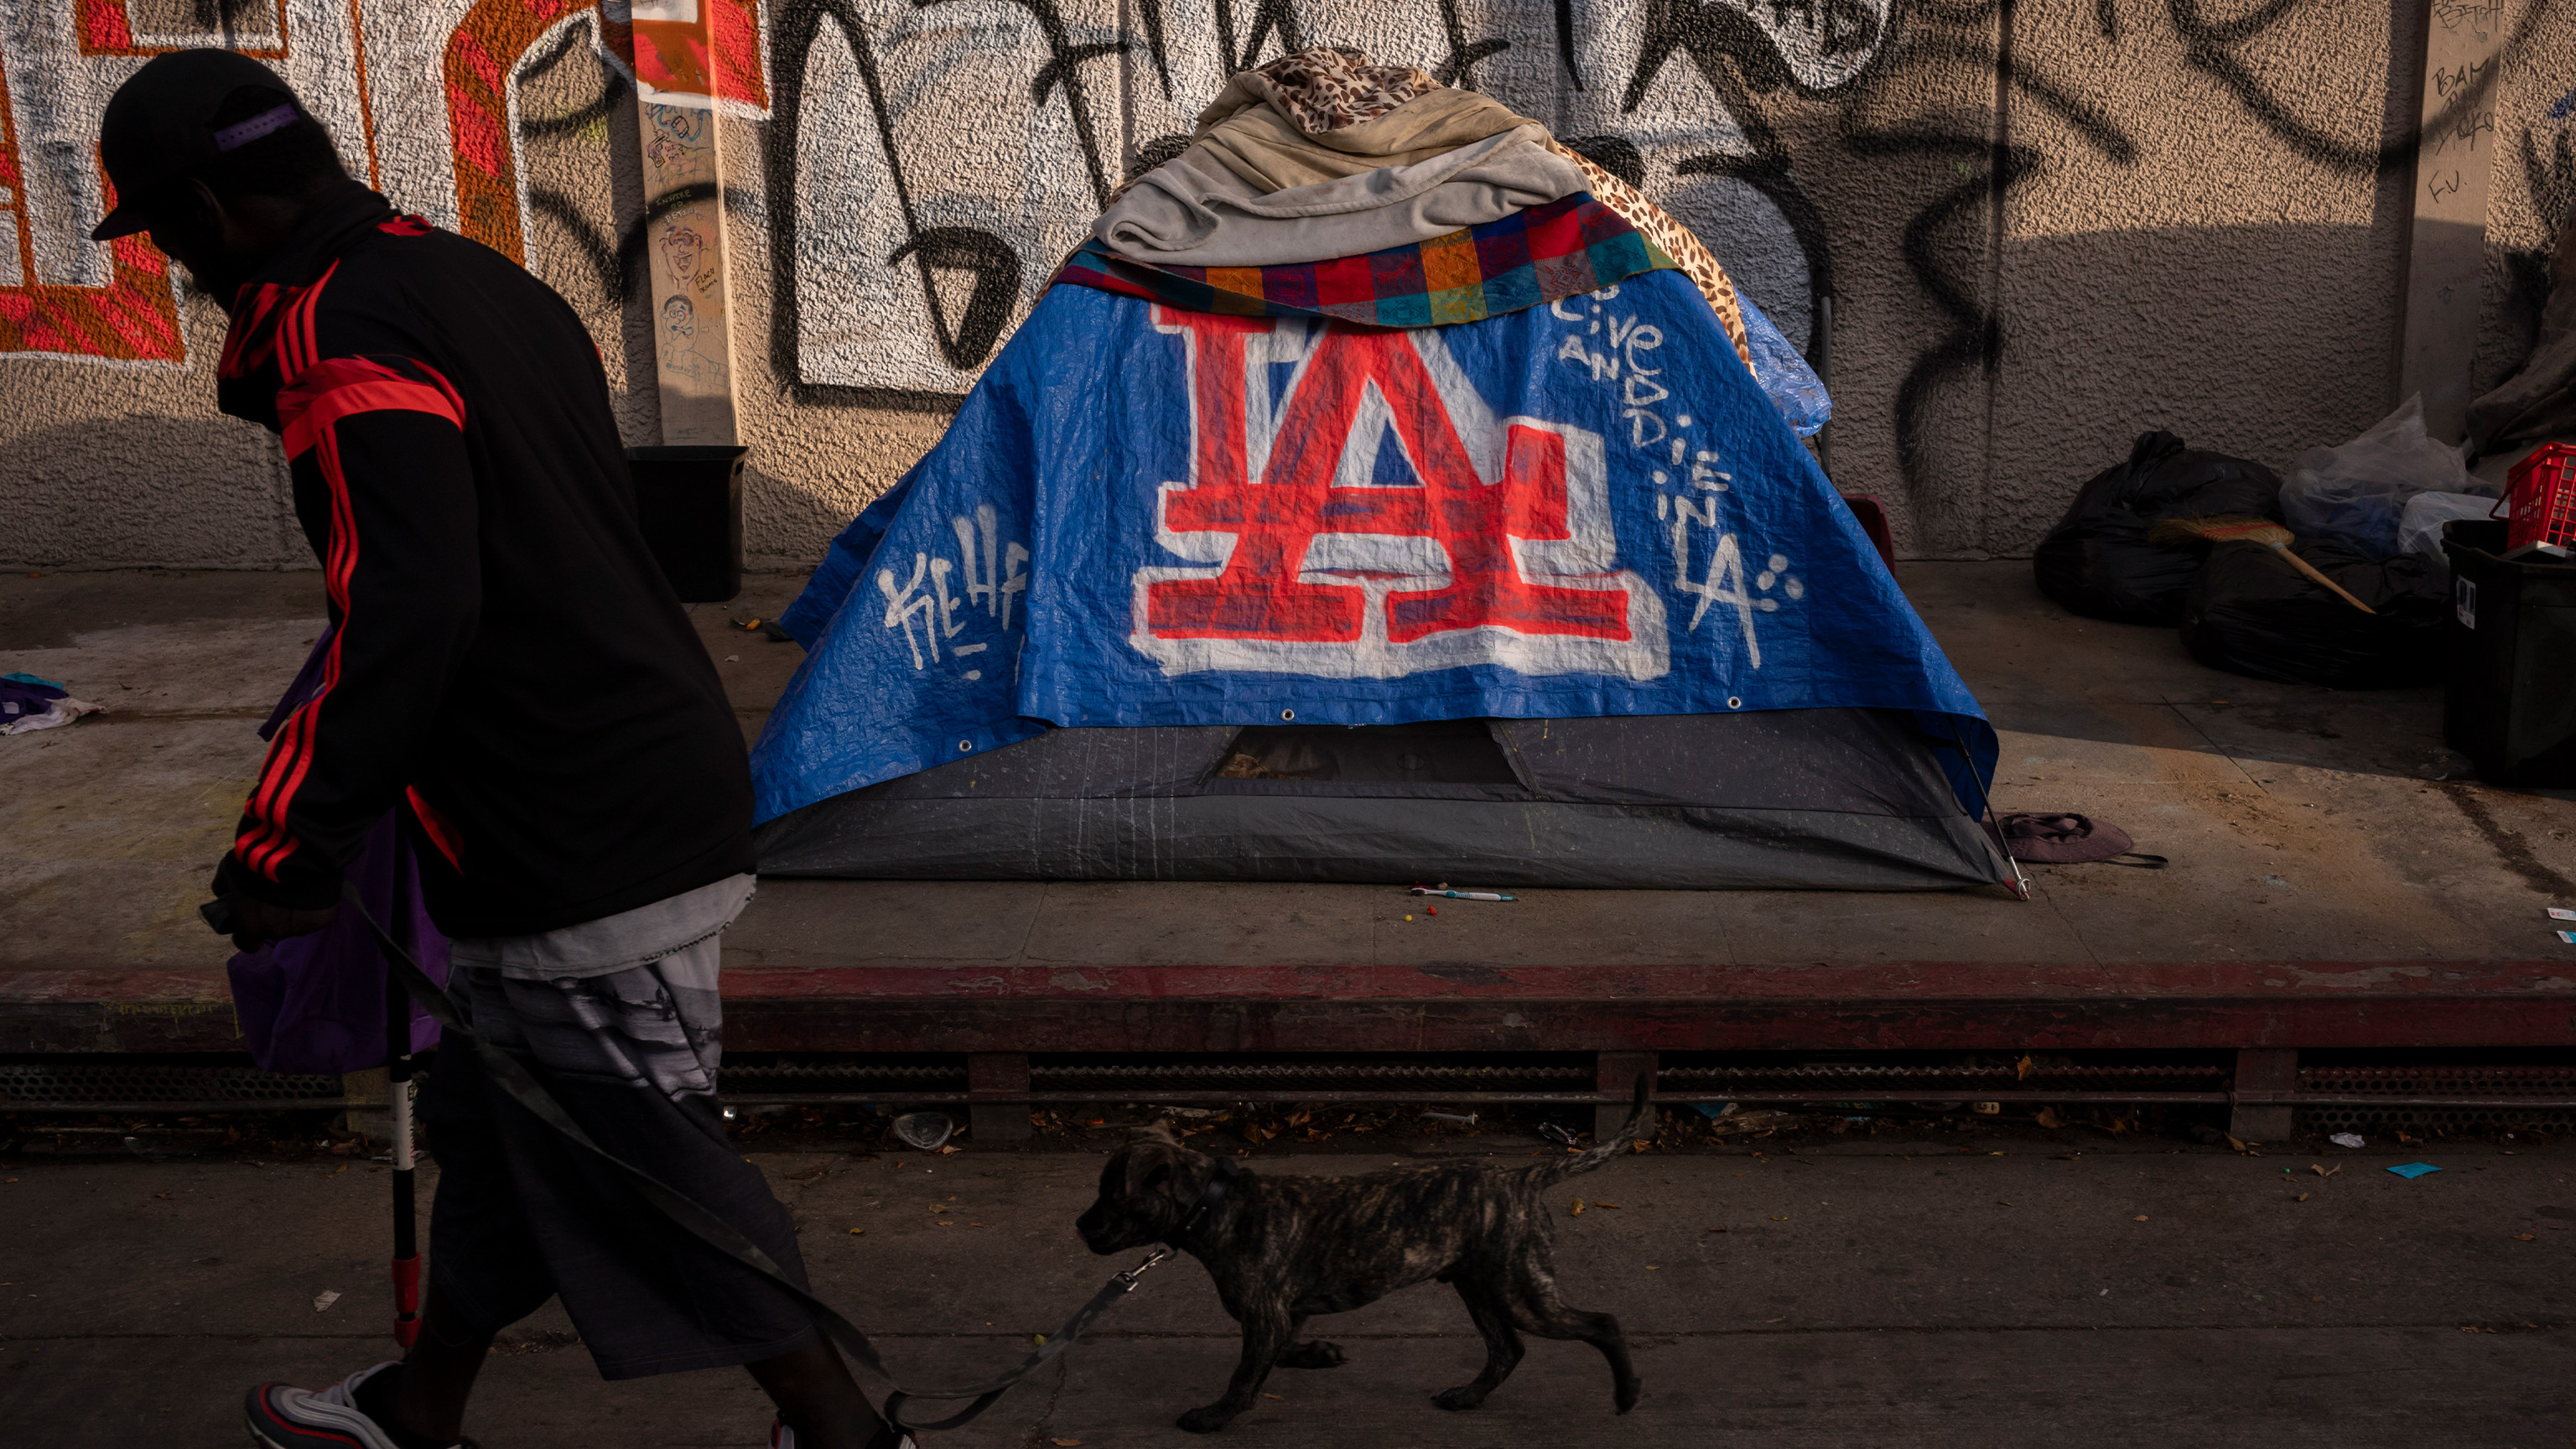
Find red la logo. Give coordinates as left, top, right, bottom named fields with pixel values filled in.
left=1131, top=309, right=1667, bottom=680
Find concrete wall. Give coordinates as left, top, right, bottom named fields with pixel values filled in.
left=0, top=0, right=2568, bottom=570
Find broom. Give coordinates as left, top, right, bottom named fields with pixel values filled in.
left=2150, top=516, right=2376, bottom=615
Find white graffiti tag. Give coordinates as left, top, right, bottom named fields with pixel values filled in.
left=1555, top=287, right=1804, bottom=670
left=951, top=502, right=1031, bottom=633
left=879, top=507, right=1029, bottom=677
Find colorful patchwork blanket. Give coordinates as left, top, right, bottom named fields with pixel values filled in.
left=1053, top=192, right=1675, bottom=330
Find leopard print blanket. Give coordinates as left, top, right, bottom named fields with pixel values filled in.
left=1547, top=143, right=1754, bottom=374
left=1235, top=46, right=1439, bottom=134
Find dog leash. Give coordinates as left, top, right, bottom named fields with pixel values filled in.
left=325, top=884, right=1171, bottom=1433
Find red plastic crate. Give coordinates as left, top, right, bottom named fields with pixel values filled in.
left=2505, top=442, right=2576, bottom=553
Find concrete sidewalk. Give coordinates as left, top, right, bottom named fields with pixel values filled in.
left=3, top=1132, right=2569, bottom=1447
left=7, top=564, right=2576, bottom=1068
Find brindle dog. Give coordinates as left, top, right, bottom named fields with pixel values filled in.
left=1073, top=1082, right=1650, bottom=1432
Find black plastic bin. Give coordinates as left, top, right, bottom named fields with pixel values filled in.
left=626, top=444, right=746, bottom=603
left=2441, top=519, right=2576, bottom=786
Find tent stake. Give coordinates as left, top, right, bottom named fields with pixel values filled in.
left=1947, top=719, right=2030, bottom=901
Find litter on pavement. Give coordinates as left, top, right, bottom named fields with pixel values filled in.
left=2329, top=1132, right=2366, bottom=1148
left=893, top=1112, right=956, bottom=1151
left=1, top=672, right=103, bottom=736
left=2547, top=908, right=2575, bottom=921
left=2386, top=1162, right=2443, bottom=1179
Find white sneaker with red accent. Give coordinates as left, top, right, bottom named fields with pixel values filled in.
left=245, top=1363, right=476, bottom=1449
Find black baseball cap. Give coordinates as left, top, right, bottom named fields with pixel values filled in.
left=91, top=49, right=312, bottom=241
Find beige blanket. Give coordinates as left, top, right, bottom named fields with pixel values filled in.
left=1098, top=123, right=1587, bottom=268
left=1187, top=86, right=1545, bottom=193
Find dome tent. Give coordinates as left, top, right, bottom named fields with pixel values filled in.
left=749, top=267, right=2007, bottom=892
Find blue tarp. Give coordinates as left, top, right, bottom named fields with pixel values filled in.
left=1737, top=292, right=1831, bottom=439
left=756, top=271, right=1992, bottom=824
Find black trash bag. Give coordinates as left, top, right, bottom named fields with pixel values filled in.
left=2177, top=538, right=2451, bottom=688
left=2033, top=431, right=2284, bottom=625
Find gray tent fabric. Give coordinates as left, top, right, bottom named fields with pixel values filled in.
left=754, top=709, right=2009, bottom=891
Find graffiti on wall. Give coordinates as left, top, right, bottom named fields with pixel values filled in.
left=762, top=0, right=1898, bottom=407
left=0, top=0, right=2566, bottom=520
left=0, top=0, right=1896, bottom=374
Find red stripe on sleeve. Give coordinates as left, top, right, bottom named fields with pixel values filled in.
left=406, top=787, right=465, bottom=871
left=237, top=426, right=360, bottom=880
left=281, top=374, right=468, bottom=459
left=237, top=354, right=454, bottom=880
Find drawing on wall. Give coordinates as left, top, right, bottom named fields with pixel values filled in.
left=646, top=104, right=714, bottom=179
left=659, top=221, right=716, bottom=295
left=660, top=293, right=730, bottom=388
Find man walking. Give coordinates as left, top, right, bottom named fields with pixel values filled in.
left=92, top=49, right=905, bottom=1449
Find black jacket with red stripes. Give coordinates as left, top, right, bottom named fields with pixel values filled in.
left=214, top=183, right=752, bottom=938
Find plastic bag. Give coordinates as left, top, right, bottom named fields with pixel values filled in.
left=220, top=626, right=446, bottom=1073
left=2033, top=431, right=2283, bottom=624
left=2279, top=395, right=2486, bottom=558
left=2395, top=491, right=2502, bottom=562
left=225, top=813, right=448, bottom=1073
left=2177, top=538, right=2450, bottom=688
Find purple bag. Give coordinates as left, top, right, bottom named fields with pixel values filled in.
left=224, top=627, right=448, bottom=1074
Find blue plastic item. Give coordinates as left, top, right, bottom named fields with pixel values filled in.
left=1735, top=292, right=1831, bottom=439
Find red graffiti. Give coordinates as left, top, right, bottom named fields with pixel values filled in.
left=0, top=29, right=183, bottom=361
left=1146, top=310, right=1630, bottom=647
left=447, top=0, right=766, bottom=263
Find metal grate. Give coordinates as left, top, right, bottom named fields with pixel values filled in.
left=8, top=1054, right=2567, bottom=1119
left=2301, top=1066, right=2576, bottom=1098
left=1031, top=1062, right=1591, bottom=1085
left=0, top=1062, right=343, bottom=1113
left=2298, top=1104, right=2574, bottom=1131
left=719, top=1061, right=964, bottom=1086
left=1661, top=1064, right=2229, bottom=1088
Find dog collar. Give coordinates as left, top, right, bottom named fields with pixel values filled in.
left=1172, top=1156, right=1242, bottom=1248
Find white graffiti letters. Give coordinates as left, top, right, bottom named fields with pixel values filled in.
left=877, top=553, right=941, bottom=669
left=952, top=503, right=1030, bottom=632
left=1562, top=287, right=1803, bottom=672
left=882, top=507, right=1029, bottom=675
